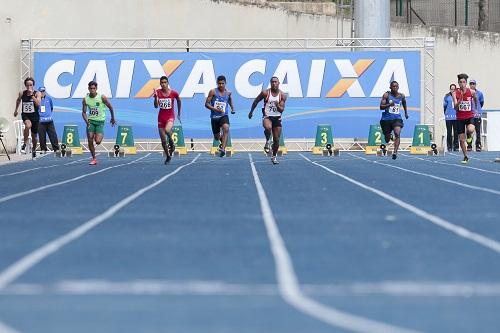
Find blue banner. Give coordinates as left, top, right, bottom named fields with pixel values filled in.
left=34, top=51, right=421, bottom=138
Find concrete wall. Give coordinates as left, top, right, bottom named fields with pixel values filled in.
left=0, top=0, right=339, bottom=150
left=1, top=0, right=499, bottom=150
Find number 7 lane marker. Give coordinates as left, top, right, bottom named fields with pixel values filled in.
left=301, top=154, right=500, bottom=254
left=0, top=154, right=200, bottom=290
left=249, top=154, right=420, bottom=333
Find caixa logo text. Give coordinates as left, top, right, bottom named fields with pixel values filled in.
left=41, top=58, right=412, bottom=99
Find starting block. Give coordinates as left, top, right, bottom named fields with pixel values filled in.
left=427, top=143, right=445, bottom=156
left=55, top=143, right=72, bottom=158
left=376, top=144, right=392, bottom=157
left=108, top=144, right=125, bottom=158
left=322, top=143, right=339, bottom=157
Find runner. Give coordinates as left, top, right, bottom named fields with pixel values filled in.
left=82, top=81, right=116, bottom=165
left=248, top=77, right=287, bottom=164
left=14, top=77, right=41, bottom=159
left=153, top=76, right=181, bottom=164
left=379, top=81, right=409, bottom=160
left=205, top=75, right=235, bottom=157
left=452, top=73, right=479, bottom=164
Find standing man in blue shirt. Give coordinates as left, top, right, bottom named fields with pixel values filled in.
left=467, top=79, right=484, bottom=152
left=444, top=83, right=458, bottom=152
left=379, top=81, right=409, bottom=160
left=38, top=86, right=60, bottom=153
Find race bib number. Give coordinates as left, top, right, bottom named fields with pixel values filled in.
left=22, top=102, right=34, bottom=113
left=40, top=105, right=46, bottom=113
left=89, top=107, right=99, bottom=116
left=389, top=103, right=400, bottom=115
left=159, top=98, right=172, bottom=109
left=214, top=101, right=226, bottom=112
left=458, top=101, right=471, bottom=112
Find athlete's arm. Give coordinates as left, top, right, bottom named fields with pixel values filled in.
left=472, top=90, right=479, bottom=113
left=153, top=89, right=159, bottom=108
left=249, top=91, right=265, bottom=119
left=82, top=98, right=89, bottom=126
left=402, top=95, right=408, bottom=119
left=175, top=92, right=182, bottom=120
left=102, top=95, right=116, bottom=126
left=452, top=91, right=459, bottom=111
left=379, top=92, right=390, bottom=110
left=277, top=92, right=287, bottom=113
left=14, top=92, right=22, bottom=117
left=204, top=89, right=218, bottom=113
left=228, top=91, right=236, bottom=114
left=32, top=91, right=41, bottom=107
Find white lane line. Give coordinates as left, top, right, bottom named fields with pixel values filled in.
left=0, top=157, right=89, bottom=178
left=3, top=280, right=500, bottom=297
left=349, top=153, right=500, bottom=196
left=249, top=153, right=419, bottom=333
left=0, top=154, right=151, bottom=204
left=0, top=154, right=200, bottom=290
left=0, top=321, right=21, bottom=333
left=401, top=153, right=500, bottom=175
left=301, top=153, right=500, bottom=254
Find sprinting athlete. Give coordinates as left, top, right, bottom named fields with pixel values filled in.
left=452, top=73, right=479, bottom=164
left=82, top=81, right=116, bottom=165
left=205, top=75, right=235, bottom=157
left=14, top=77, right=41, bottom=159
left=379, top=81, right=409, bottom=160
left=153, top=76, right=181, bottom=164
left=248, top=77, right=287, bottom=165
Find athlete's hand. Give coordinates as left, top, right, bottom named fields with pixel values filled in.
left=14, top=111, right=18, bottom=117
left=231, top=110, right=236, bottom=114
left=405, top=113, right=409, bottom=119
left=152, top=89, right=157, bottom=98
left=110, top=118, right=116, bottom=126
left=248, top=111, right=253, bottom=119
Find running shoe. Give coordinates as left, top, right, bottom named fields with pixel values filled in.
left=164, top=153, right=171, bottom=164
left=89, top=158, right=97, bottom=165
left=20, top=143, right=26, bottom=154
left=392, top=153, right=397, bottom=160
left=32, top=151, right=36, bottom=160
left=461, top=156, right=469, bottom=164
left=264, top=141, right=271, bottom=154
left=271, top=156, right=279, bottom=165
left=219, top=148, right=226, bottom=158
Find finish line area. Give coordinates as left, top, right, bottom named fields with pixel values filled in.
left=0, top=151, right=500, bottom=333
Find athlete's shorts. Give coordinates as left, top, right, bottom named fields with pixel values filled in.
left=380, top=119, right=404, bottom=136
left=457, top=117, right=474, bottom=135
left=158, top=110, right=175, bottom=128
left=211, top=115, right=230, bottom=135
left=264, top=116, right=282, bottom=128
left=87, top=119, right=105, bottom=134
left=21, top=113, right=39, bottom=134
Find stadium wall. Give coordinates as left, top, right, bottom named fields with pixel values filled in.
left=1, top=0, right=499, bottom=150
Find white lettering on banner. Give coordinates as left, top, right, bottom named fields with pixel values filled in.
left=43, top=60, right=75, bottom=98
left=370, top=59, right=410, bottom=97
left=268, top=60, right=303, bottom=97
left=40, top=57, right=413, bottom=99
left=73, top=60, right=112, bottom=98
left=180, top=60, right=216, bottom=97
left=306, top=60, right=326, bottom=98
left=235, top=59, right=266, bottom=98
left=334, top=59, right=366, bottom=97
left=116, top=60, right=135, bottom=98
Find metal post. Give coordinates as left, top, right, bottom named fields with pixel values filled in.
left=454, top=0, right=457, bottom=26
left=465, top=0, right=469, bottom=26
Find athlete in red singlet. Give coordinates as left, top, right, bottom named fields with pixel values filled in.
left=153, top=76, right=181, bottom=164
left=452, top=73, right=478, bottom=164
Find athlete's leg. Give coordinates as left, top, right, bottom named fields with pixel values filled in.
left=263, top=118, right=272, bottom=152
left=87, top=130, right=97, bottom=160
left=30, top=122, right=39, bottom=157
left=392, top=126, right=402, bottom=157
left=271, top=125, right=281, bottom=157
left=221, top=123, right=229, bottom=151
left=165, top=120, right=175, bottom=153
left=22, top=119, right=32, bottom=152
